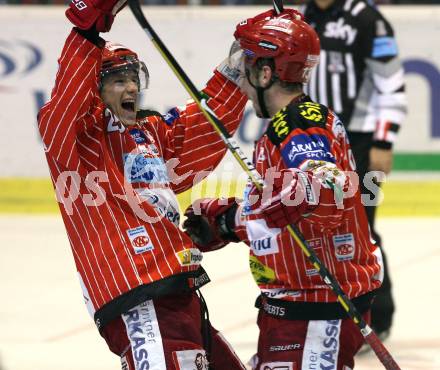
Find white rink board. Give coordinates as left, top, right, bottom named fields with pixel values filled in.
left=0, top=6, right=439, bottom=176
left=0, top=215, right=439, bottom=370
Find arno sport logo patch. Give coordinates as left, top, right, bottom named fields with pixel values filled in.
left=280, top=133, right=334, bottom=169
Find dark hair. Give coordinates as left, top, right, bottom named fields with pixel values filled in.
left=254, top=58, right=303, bottom=93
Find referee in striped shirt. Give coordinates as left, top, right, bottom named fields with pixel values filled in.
left=301, top=0, right=407, bottom=342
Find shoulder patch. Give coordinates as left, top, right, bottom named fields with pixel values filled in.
left=295, top=101, right=328, bottom=127
left=266, top=108, right=291, bottom=146
left=372, top=36, right=398, bottom=58
left=162, top=107, right=180, bottom=126
left=266, top=102, right=328, bottom=146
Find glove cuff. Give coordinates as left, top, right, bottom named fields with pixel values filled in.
left=74, top=27, right=105, bottom=48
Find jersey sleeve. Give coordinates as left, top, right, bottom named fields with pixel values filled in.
left=38, top=29, right=103, bottom=172
left=360, top=10, right=407, bottom=149
left=160, top=71, right=247, bottom=194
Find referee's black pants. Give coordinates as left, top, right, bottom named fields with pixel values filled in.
left=348, top=131, right=395, bottom=334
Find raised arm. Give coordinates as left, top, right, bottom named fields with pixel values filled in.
left=38, top=29, right=103, bottom=172
left=160, top=68, right=247, bottom=194
left=38, top=0, right=127, bottom=172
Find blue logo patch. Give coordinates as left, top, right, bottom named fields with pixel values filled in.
left=242, top=182, right=253, bottom=216
left=124, top=154, right=169, bottom=184
left=280, top=134, right=335, bottom=168
left=129, top=128, right=147, bottom=144
left=372, top=37, right=398, bottom=58
left=163, top=107, right=180, bottom=126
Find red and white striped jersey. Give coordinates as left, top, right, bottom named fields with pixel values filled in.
left=38, top=30, right=246, bottom=316
left=236, top=97, right=382, bottom=303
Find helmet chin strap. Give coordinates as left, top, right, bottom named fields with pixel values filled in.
left=245, top=68, right=276, bottom=119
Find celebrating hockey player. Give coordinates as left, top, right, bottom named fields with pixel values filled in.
left=301, top=0, right=407, bottom=342
left=184, top=9, right=383, bottom=370
left=38, top=1, right=248, bottom=369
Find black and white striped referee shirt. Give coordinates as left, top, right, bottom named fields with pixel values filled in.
left=302, top=0, right=407, bottom=149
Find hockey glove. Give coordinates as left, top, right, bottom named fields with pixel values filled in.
left=66, top=0, right=127, bottom=32
left=249, top=169, right=318, bottom=229
left=183, top=197, right=239, bottom=252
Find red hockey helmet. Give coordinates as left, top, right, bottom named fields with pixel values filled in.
left=101, top=42, right=149, bottom=90
left=234, top=11, right=320, bottom=83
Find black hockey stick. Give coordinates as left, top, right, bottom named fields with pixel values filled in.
left=272, top=0, right=284, bottom=15
left=127, top=1, right=400, bottom=369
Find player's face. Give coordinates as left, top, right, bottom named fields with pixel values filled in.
left=240, top=67, right=264, bottom=118
left=314, top=0, right=336, bottom=10
left=101, top=69, right=139, bottom=126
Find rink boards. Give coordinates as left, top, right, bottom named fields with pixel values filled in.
left=0, top=215, right=439, bottom=369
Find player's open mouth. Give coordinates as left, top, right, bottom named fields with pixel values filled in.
left=121, top=101, right=135, bottom=112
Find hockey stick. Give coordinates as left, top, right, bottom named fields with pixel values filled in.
left=127, top=1, right=400, bottom=369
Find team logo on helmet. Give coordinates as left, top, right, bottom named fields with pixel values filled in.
left=262, top=17, right=294, bottom=34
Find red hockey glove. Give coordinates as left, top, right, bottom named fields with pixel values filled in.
left=183, top=198, right=239, bottom=252
left=66, top=0, right=127, bottom=32
left=249, top=169, right=318, bottom=229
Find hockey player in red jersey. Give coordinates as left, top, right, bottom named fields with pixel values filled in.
left=184, top=9, right=383, bottom=370
left=38, top=1, right=247, bottom=369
